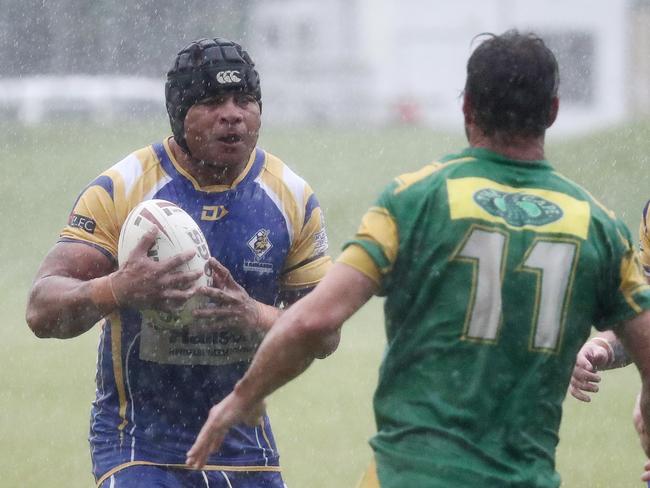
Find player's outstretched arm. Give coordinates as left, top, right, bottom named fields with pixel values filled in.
left=26, top=228, right=200, bottom=339
left=185, top=262, right=377, bottom=469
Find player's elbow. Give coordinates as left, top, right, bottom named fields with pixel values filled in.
left=25, top=291, right=66, bottom=339
left=313, top=329, right=341, bottom=358
left=293, top=310, right=342, bottom=359
left=26, top=311, right=79, bottom=339
left=25, top=283, right=52, bottom=337
left=26, top=305, right=54, bottom=338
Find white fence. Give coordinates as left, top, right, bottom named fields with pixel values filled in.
left=0, top=76, right=165, bottom=124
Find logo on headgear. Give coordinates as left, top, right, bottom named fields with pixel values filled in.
left=216, top=70, right=241, bottom=84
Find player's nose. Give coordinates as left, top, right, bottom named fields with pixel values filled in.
left=218, top=97, right=243, bottom=125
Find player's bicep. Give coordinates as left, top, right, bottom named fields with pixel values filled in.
left=34, top=241, right=115, bottom=283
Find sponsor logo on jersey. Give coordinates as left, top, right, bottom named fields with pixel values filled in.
left=216, top=70, right=241, bottom=84
left=473, top=188, right=563, bottom=227
left=313, top=227, right=328, bottom=256
left=168, top=326, right=248, bottom=346
left=243, top=260, right=273, bottom=274
left=201, top=205, right=229, bottom=221
left=69, top=213, right=96, bottom=234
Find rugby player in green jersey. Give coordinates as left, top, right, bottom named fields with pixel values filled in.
left=187, top=31, right=650, bottom=487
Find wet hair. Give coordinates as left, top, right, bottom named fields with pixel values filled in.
left=464, top=30, right=559, bottom=137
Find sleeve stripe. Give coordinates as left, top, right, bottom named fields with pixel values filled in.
left=56, top=237, right=117, bottom=264
left=91, top=175, right=115, bottom=200
left=337, top=244, right=382, bottom=286
left=643, top=200, right=650, bottom=234
left=282, top=252, right=327, bottom=275
left=280, top=256, right=332, bottom=289
left=69, top=174, right=115, bottom=214
left=304, top=193, right=319, bottom=227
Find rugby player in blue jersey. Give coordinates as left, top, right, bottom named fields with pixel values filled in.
left=26, top=38, right=331, bottom=488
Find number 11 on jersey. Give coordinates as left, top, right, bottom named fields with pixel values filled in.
left=453, top=225, right=578, bottom=353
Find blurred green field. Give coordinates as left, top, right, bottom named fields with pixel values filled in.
left=2, top=117, right=650, bottom=487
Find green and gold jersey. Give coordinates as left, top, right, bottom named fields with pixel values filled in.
left=638, top=201, right=650, bottom=278
left=339, top=147, right=650, bottom=488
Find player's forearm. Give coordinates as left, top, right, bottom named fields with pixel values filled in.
left=26, top=274, right=117, bottom=339
left=234, top=307, right=328, bottom=405
left=235, top=263, right=374, bottom=407
left=251, top=286, right=316, bottom=333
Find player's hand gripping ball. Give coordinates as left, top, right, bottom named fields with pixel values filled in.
left=118, top=199, right=212, bottom=329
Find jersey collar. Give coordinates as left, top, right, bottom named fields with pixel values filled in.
left=460, top=146, right=552, bottom=169
left=158, top=137, right=265, bottom=193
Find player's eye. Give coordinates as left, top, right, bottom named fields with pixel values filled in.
left=200, top=96, right=227, bottom=106
left=236, top=94, right=256, bottom=107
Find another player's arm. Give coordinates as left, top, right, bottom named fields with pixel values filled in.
left=595, top=265, right=650, bottom=371
left=186, top=262, right=376, bottom=469
left=616, top=310, right=650, bottom=459
left=592, top=222, right=650, bottom=371
left=570, top=219, right=650, bottom=402
left=26, top=229, right=199, bottom=339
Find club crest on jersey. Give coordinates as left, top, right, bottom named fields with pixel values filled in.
left=244, top=229, right=274, bottom=274
left=247, top=229, right=273, bottom=259
left=473, top=188, right=563, bottom=227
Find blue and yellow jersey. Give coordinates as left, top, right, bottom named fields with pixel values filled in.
left=59, top=138, right=331, bottom=483
left=339, top=147, right=650, bottom=488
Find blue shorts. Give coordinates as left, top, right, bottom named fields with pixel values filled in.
left=97, top=465, right=286, bottom=488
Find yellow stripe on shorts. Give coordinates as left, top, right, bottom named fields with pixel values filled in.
left=355, top=459, right=380, bottom=488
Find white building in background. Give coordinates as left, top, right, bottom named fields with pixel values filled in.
left=249, top=0, right=637, bottom=134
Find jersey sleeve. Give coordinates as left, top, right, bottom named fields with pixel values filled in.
left=338, top=183, right=399, bottom=296
left=638, top=200, right=650, bottom=279
left=58, top=174, right=120, bottom=262
left=593, top=218, right=650, bottom=330
left=279, top=190, right=332, bottom=297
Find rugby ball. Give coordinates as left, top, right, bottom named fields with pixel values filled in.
left=118, top=199, right=212, bottom=329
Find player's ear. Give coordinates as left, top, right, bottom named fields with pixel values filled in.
left=546, top=96, right=559, bottom=128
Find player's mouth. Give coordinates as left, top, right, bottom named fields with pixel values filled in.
left=218, top=133, right=243, bottom=145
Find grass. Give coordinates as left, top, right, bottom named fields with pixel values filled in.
left=2, top=117, right=650, bottom=487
